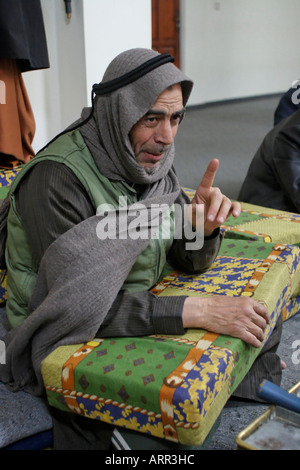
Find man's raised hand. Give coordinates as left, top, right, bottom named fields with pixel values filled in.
left=192, top=158, right=241, bottom=236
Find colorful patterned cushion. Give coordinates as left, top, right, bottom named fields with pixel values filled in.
left=222, top=202, right=300, bottom=247
left=183, top=188, right=300, bottom=247
left=0, top=167, right=23, bottom=304
left=41, top=239, right=300, bottom=446
left=0, top=168, right=21, bottom=201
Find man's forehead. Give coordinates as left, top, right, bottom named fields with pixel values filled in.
left=150, top=84, right=183, bottom=110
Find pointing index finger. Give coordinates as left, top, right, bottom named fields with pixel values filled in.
left=199, top=158, right=219, bottom=189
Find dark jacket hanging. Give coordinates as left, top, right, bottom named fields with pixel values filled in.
left=0, top=0, right=49, bottom=72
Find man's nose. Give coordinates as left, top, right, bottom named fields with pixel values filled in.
left=154, top=121, right=175, bottom=146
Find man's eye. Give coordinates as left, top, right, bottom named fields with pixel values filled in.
left=172, top=113, right=184, bottom=124
left=144, top=117, right=158, bottom=127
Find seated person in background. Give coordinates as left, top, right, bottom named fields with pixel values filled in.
left=274, top=83, right=300, bottom=126
left=239, top=108, right=300, bottom=213
left=0, top=48, right=283, bottom=449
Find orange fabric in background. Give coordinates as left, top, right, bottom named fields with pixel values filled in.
left=0, top=58, right=36, bottom=168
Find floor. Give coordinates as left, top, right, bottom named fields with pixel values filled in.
left=173, top=94, right=300, bottom=450
left=206, top=314, right=299, bottom=450
left=174, top=94, right=279, bottom=200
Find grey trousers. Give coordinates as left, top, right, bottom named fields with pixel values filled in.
left=232, top=314, right=283, bottom=401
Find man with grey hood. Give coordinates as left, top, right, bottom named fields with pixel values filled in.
left=0, top=49, right=281, bottom=449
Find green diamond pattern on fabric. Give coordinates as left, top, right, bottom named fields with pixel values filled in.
left=73, top=336, right=193, bottom=414
left=224, top=211, right=266, bottom=227
left=46, top=389, right=71, bottom=413
left=222, top=231, right=267, bottom=243
left=218, top=239, right=275, bottom=259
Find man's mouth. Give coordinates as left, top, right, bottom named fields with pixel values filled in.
left=142, top=146, right=168, bottom=160
left=143, top=151, right=164, bottom=162
left=136, top=146, right=169, bottom=169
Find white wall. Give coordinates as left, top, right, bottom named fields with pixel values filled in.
left=23, top=0, right=300, bottom=150
left=23, top=0, right=152, bottom=153
left=82, top=0, right=152, bottom=103
left=181, top=0, right=300, bottom=106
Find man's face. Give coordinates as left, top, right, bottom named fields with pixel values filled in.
left=129, top=84, right=184, bottom=170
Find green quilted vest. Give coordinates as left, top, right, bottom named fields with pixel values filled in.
left=5, top=130, right=174, bottom=328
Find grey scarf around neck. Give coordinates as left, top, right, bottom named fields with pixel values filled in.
left=0, top=49, right=193, bottom=394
